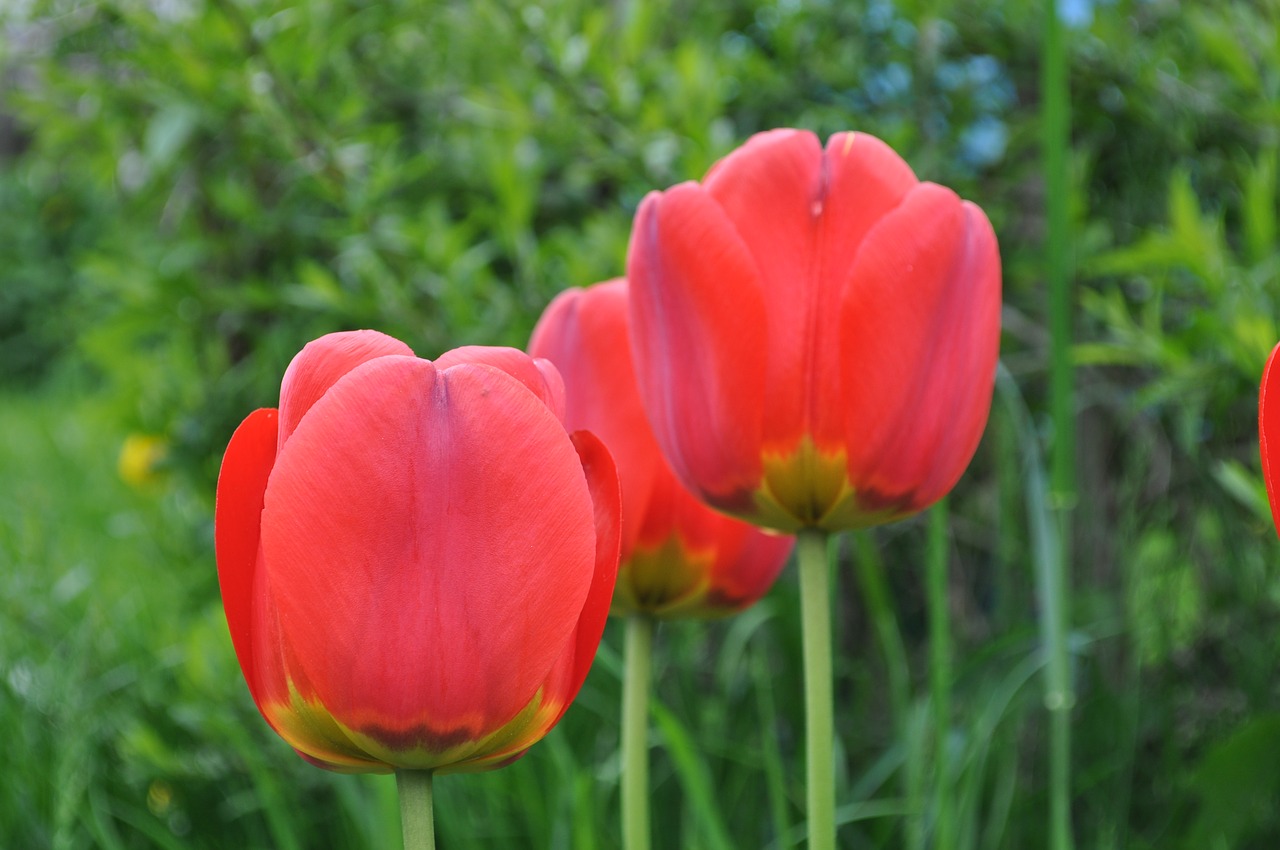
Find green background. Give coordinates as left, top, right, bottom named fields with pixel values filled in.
left=2, top=0, right=1278, bottom=846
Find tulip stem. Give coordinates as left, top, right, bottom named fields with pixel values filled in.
left=797, top=527, right=835, bottom=850
left=622, top=615, right=654, bottom=850
left=396, top=770, right=436, bottom=850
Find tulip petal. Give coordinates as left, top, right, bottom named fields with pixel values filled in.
left=263, top=665, right=390, bottom=772
left=618, top=508, right=788, bottom=618
left=533, top=278, right=793, bottom=616
left=214, top=407, right=278, bottom=705
left=704, top=129, right=919, bottom=451
left=803, top=132, right=920, bottom=447
left=432, top=429, right=621, bottom=775
left=817, top=132, right=921, bottom=297
left=261, top=355, right=596, bottom=757
left=434, top=344, right=567, bottom=423
left=702, top=131, right=823, bottom=455
left=278, top=330, right=414, bottom=448
left=529, top=280, right=661, bottom=558
left=839, top=184, right=1001, bottom=515
left=1260, top=342, right=1280, bottom=535
left=702, top=525, right=794, bottom=613
left=215, top=408, right=384, bottom=770
left=544, top=429, right=621, bottom=716
left=704, top=129, right=824, bottom=297
left=627, top=185, right=768, bottom=513
left=636, top=471, right=794, bottom=616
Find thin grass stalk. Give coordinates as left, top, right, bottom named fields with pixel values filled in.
left=1044, top=0, right=1075, bottom=508
left=850, top=532, right=915, bottom=846
left=904, top=703, right=930, bottom=850
left=994, top=391, right=1022, bottom=632
left=995, top=364, right=1074, bottom=850
left=851, top=534, right=910, bottom=727
left=754, top=645, right=794, bottom=848
left=1043, top=0, right=1076, bottom=846
left=650, top=702, right=735, bottom=850
left=980, top=718, right=1020, bottom=850
left=926, top=499, right=953, bottom=847
left=957, top=643, right=1049, bottom=849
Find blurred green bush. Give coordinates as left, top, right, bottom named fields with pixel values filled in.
left=2, top=0, right=1034, bottom=485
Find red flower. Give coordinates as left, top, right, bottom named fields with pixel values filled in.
left=530, top=280, right=794, bottom=618
left=1260, top=342, right=1280, bottom=534
left=215, top=331, right=620, bottom=773
left=627, top=129, right=1002, bottom=532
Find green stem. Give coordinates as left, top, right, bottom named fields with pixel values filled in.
left=622, top=615, right=654, bottom=850
left=1043, top=0, right=1076, bottom=845
left=396, top=770, right=436, bottom=850
left=797, top=528, right=835, bottom=850
left=926, top=499, right=953, bottom=848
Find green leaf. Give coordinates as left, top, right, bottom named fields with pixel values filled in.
left=144, top=103, right=200, bottom=171
left=1243, top=147, right=1278, bottom=266
left=1212, top=459, right=1271, bottom=526
left=651, top=701, right=736, bottom=850
left=1184, top=715, right=1280, bottom=847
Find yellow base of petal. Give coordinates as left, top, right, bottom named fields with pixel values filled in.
left=750, top=436, right=909, bottom=533
left=266, top=682, right=566, bottom=775
left=611, top=535, right=724, bottom=619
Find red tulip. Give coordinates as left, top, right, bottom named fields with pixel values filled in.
left=627, top=128, right=1002, bottom=532
left=215, top=331, right=620, bottom=774
left=1260, top=342, right=1280, bottom=534
left=530, top=279, right=794, bottom=618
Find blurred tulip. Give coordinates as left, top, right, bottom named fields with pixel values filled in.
left=530, top=279, right=793, bottom=619
left=1260, top=341, right=1280, bottom=534
left=215, top=330, right=620, bottom=774
left=627, top=128, right=1002, bottom=533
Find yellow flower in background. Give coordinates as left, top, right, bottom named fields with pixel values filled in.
left=118, top=434, right=168, bottom=488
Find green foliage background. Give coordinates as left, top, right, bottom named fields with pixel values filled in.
left=2, top=0, right=1279, bottom=847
